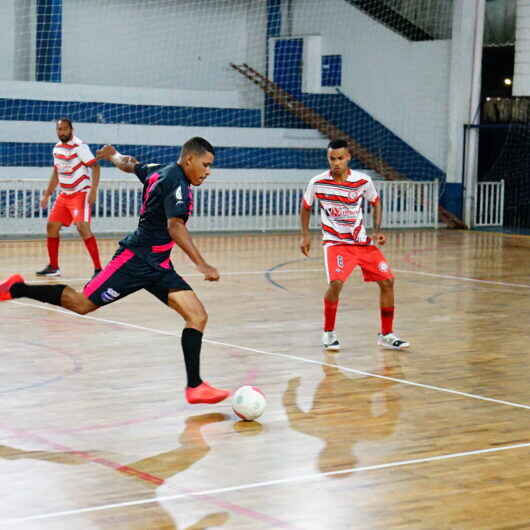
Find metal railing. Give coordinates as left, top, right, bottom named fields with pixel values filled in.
left=0, top=178, right=439, bottom=236
left=474, top=180, right=504, bottom=227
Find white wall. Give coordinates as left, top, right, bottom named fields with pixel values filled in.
left=514, top=0, right=530, bottom=96
left=62, top=0, right=266, bottom=96
left=291, top=0, right=451, bottom=171
left=0, top=120, right=328, bottom=149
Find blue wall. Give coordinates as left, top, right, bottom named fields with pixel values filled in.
left=0, top=142, right=330, bottom=170
left=0, top=99, right=261, bottom=128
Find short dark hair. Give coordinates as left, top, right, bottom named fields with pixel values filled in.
left=327, top=139, right=349, bottom=150
left=56, top=117, right=73, bottom=128
left=181, top=136, right=215, bottom=157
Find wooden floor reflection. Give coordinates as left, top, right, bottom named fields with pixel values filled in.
left=1, top=229, right=530, bottom=529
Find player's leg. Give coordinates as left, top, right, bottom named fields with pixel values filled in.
left=73, top=192, right=102, bottom=277
left=169, top=290, right=229, bottom=404
left=147, top=274, right=229, bottom=404
left=76, top=222, right=102, bottom=276
left=322, top=245, right=356, bottom=350
left=0, top=274, right=97, bottom=314
left=36, top=219, right=63, bottom=276
left=358, top=247, right=409, bottom=350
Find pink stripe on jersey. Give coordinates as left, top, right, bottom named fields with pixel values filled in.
left=151, top=241, right=175, bottom=253
left=159, top=258, right=171, bottom=269
left=140, top=173, right=160, bottom=215
left=83, top=249, right=135, bottom=298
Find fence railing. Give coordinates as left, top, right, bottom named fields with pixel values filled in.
left=474, top=180, right=504, bottom=227
left=0, top=178, right=439, bottom=236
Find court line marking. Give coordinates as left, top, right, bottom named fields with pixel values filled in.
left=0, top=422, right=299, bottom=529
left=4, top=439, right=530, bottom=525
left=21, top=266, right=530, bottom=289
left=9, top=299, right=530, bottom=412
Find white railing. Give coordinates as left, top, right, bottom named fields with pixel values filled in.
left=0, top=178, right=439, bottom=236
left=474, top=180, right=504, bottom=227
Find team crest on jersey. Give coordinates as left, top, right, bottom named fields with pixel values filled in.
left=101, top=288, right=120, bottom=303
left=175, top=187, right=182, bottom=201
left=378, top=261, right=389, bottom=272
left=348, top=190, right=360, bottom=200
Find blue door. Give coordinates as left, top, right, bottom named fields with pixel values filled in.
left=273, top=38, right=303, bottom=95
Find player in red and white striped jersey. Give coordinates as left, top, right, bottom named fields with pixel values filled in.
left=37, top=118, right=102, bottom=278
left=300, top=139, right=409, bottom=351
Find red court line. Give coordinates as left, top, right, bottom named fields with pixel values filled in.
left=0, top=396, right=297, bottom=528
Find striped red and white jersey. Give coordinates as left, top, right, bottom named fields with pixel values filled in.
left=302, top=169, right=380, bottom=246
left=53, top=136, right=97, bottom=195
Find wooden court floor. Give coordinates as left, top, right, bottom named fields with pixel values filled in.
left=1, top=229, right=530, bottom=529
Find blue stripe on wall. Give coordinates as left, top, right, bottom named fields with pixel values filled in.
left=0, top=99, right=261, bottom=128
left=267, top=0, right=282, bottom=39
left=36, top=0, right=62, bottom=82
left=0, top=143, right=334, bottom=170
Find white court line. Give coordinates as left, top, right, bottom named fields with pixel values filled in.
left=9, top=299, right=530, bottom=412
left=394, top=268, right=530, bottom=289
left=5, top=439, right=530, bottom=525
left=21, top=266, right=530, bottom=289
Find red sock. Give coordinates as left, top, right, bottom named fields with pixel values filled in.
left=381, top=307, right=394, bottom=335
left=83, top=236, right=102, bottom=269
left=323, top=299, right=339, bottom=332
left=47, top=237, right=59, bottom=269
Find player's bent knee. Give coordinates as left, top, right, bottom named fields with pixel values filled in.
left=187, top=310, right=208, bottom=330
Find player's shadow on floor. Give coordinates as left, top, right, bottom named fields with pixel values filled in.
left=283, top=353, right=403, bottom=477
left=0, top=412, right=230, bottom=529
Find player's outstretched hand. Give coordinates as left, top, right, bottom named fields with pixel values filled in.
left=198, top=263, right=220, bottom=281
left=300, top=235, right=311, bottom=256
left=373, top=232, right=386, bottom=246
left=96, top=144, right=116, bottom=160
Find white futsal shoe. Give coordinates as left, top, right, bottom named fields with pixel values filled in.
left=377, top=333, right=410, bottom=350
left=322, top=331, right=341, bottom=351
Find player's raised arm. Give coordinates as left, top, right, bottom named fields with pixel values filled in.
left=96, top=144, right=139, bottom=173
left=167, top=217, right=219, bottom=281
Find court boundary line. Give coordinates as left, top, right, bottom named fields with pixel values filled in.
left=21, top=267, right=530, bottom=289
left=9, top=299, right=530, bottom=413
left=4, top=439, right=530, bottom=525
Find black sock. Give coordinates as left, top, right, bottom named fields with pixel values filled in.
left=181, top=328, right=203, bottom=388
left=10, top=283, right=67, bottom=306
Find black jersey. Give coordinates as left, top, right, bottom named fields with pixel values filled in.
left=119, top=162, right=193, bottom=269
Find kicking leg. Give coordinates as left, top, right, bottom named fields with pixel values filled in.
left=0, top=275, right=97, bottom=315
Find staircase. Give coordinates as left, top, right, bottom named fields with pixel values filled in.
left=230, top=62, right=465, bottom=228
left=344, top=0, right=452, bottom=41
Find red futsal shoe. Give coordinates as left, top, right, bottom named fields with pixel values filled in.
left=186, top=382, right=230, bottom=404
left=0, top=274, right=25, bottom=301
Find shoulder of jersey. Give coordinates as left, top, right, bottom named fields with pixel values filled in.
left=309, top=170, right=330, bottom=184
left=348, top=170, right=372, bottom=183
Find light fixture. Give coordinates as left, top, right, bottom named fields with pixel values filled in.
left=504, top=78, right=512, bottom=86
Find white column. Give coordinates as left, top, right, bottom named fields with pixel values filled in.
left=445, top=0, right=485, bottom=226
left=514, top=0, right=530, bottom=96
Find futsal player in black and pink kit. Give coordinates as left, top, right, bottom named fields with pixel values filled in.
left=0, top=137, right=230, bottom=405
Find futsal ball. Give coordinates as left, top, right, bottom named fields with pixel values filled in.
left=231, top=386, right=266, bottom=421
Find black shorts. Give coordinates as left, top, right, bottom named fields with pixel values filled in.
left=83, top=246, right=192, bottom=307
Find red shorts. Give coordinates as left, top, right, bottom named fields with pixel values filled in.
left=324, top=244, right=394, bottom=283
left=48, top=191, right=91, bottom=226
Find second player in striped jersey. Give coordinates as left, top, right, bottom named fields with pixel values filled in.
left=300, top=139, right=409, bottom=351
left=37, top=118, right=102, bottom=278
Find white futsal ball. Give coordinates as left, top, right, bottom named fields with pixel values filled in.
left=232, top=386, right=266, bottom=421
